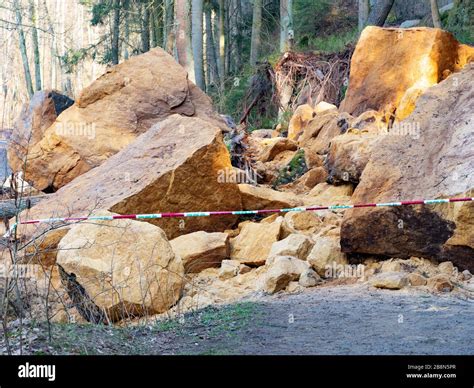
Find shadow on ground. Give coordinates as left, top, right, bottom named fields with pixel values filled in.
left=2, top=284, right=473, bottom=355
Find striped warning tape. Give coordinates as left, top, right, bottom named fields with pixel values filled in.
left=6, top=196, right=473, bottom=234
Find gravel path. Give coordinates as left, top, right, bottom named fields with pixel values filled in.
left=2, top=284, right=473, bottom=355
left=169, top=284, right=474, bottom=355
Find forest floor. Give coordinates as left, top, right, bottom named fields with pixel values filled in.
left=2, top=284, right=473, bottom=355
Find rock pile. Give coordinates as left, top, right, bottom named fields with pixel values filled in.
left=7, top=27, right=474, bottom=324
left=57, top=214, right=184, bottom=322
left=9, top=48, right=227, bottom=192
left=341, top=64, right=474, bottom=271
left=17, top=114, right=242, bottom=240
left=340, top=26, right=474, bottom=119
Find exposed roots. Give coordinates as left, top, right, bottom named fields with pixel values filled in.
left=274, top=46, right=354, bottom=112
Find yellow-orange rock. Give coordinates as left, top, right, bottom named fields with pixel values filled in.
left=281, top=211, right=323, bottom=237
left=304, top=183, right=354, bottom=207
left=22, top=228, right=69, bottom=267
left=307, top=235, right=348, bottom=277
left=341, top=64, right=474, bottom=272
left=340, top=27, right=474, bottom=118
left=297, top=167, right=328, bottom=190
left=314, top=101, right=337, bottom=114
left=287, top=104, right=315, bottom=140
left=230, top=218, right=283, bottom=265
left=9, top=90, right=73, bottom=158
left=258, top=138, right=298, bottom=162
left=326, top=132, right=379, bottom=184
left=238, top=183, right=303, bottom=210
left=11, top=48, right=225, bottom=191
left=57, top=217, right=184, bottom=321
left=261, top=256, right=302, bottom=294
left=170, top=231, right=229, bottom=273
left=303, top=148, right=324, bottom=169
left=298, top=111, right=353, bottom=155
left=16, top=115, right=242, bottom=241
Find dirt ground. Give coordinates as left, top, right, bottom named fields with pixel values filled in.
left=2, top=283, right=473, bottom=355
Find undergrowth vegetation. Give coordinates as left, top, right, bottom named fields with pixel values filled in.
left=273, top=149, right=308, bottom=188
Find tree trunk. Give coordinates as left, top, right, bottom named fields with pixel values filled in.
left=212, top=9, right=221, bottom=81
left=250, top=0, right=262, bottom=66
left=141, top=1, right=151, bottom=52
left=358, top=0, right=370, bottom=31
left=234, top=0, right=243, bottom=72
left=367, top=0, right=395, bottom=26
left=13, top=0, right=34, bottom=98
left=430, top=0, right=442, bottom=28
left=205, top=5, right=219, bottom=88
left=228, top=0, right=240, bottom=74
left=28, top=0, right=42, bottom=91
left=42, top=0, right=62, bottom=90
left=280, top=0, right=293, bottom=52
left=191, top=0, right=205, bottom=89
left=111, top=0, right=120, bottom=65
left=58, top=0, right=71, bottom=95
left=205, top=7, right=211, bottom=88
left=163, top=0, right=174, bottom=52
left=175, top=0, right=195, bottom=82
left=123, top=0, right=130, bottom=59
left=42, top=0, right=54, bottom=88
left=218, top=0, right=225, bottom=84
left=151, top=1, right=162, bottom=48
left=225, top=1, right=231, bottom=75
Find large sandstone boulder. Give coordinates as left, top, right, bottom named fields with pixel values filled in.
left=281, top=211, right=323, bottom=237
left=316, top=110, right=387, bottom=185
left=298, top=268, right=322, bottom=287
left=17, top=114, right=242, bottom=240
left=261, top=256, right=308, bottom=294
left=326, top=132, right=379, bottom=185
left=218, top=259, right=241, bottom=280
left=238, top=183, right=303, bottom=210
left=303, top=182, right=354, bottom=207
left=9, top=90, right=73, bottom=154
left=307, top=235, right=348, bottom=277
left=297, top=110, right=353, bottom=155
left=268, top=234, right=313, bottom=261
left=341, top=64, right=474, bottom=271
left=287, top=102, right=337, bottom=143
left=340, top=27, right=474, bottom=118
left=301, top=167, right=328, bottom=188
left=287, top=104, right=315, bottom=140
left=230, top=218, right=283, bottom=265
left=56, top=216, right=184, bottom=322
left=10, top=48, right=225, bottom=191
left=427, top=274, right=454, bottom=292
left=407, top=272, right=427, bottom=287
left=170, top=231, right=229, bottom=273
left=258, top=138, right=298, bottom=162
left=370, top=272, right=408, bottom=290
left=262, top=257, right=298, bottom=294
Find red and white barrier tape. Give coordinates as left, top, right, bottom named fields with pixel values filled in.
left=4, top=196, right=473, bottom=238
